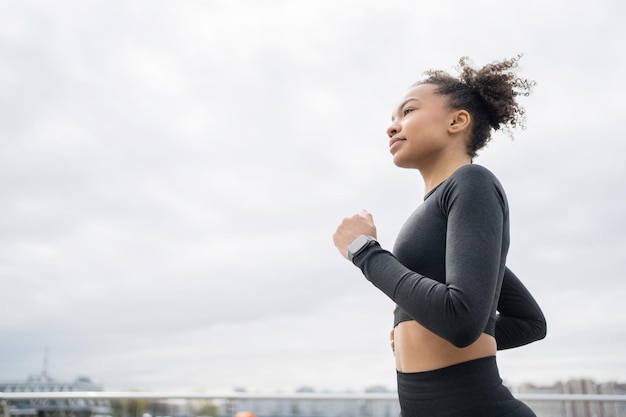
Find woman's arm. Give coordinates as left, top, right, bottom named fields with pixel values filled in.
left=496, top=267, right=547, bottom=349
left=351, top=167, right=506, bottom=348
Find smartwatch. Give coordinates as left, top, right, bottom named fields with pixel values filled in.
left=347, top=235, right=377, bottom=263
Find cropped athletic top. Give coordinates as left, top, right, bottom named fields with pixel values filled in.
left=353, top=164, right=546, bottom=349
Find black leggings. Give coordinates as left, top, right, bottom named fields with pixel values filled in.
left=396, top=356, right=536, bottom=417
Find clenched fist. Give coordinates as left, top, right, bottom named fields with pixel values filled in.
left=333, top=209, right=377, bottom=260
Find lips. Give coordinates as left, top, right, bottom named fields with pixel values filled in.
left=389, top=136, right=406, bottom=150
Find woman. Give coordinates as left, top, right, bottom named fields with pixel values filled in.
left=333, top=56, right=547, bottom=417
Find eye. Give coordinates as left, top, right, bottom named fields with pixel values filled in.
left=402, top=107, right=415, bottom=116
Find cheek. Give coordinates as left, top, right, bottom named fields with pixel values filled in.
left=405, top=113, right=436, bottom=132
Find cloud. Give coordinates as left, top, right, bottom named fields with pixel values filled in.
left=1, top=0, right=625, bottom=391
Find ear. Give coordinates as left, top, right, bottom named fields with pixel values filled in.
left=448, top=110, right=471, bottom=135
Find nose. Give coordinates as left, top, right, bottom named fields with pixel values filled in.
left=386, top=122, right=400, bottom=138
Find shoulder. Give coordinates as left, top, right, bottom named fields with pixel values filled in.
left=444, top=164, right=504, bottom=192
left=438, top=164, right=508, bottom=210
left=451, top=163, right=499, bottom=183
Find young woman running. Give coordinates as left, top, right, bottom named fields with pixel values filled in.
left=333, top=56, right=547, bottom=417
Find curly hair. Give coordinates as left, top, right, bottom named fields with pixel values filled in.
left=415, top=55, right=535, bottom=158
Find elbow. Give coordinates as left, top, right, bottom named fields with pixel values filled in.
left=521, top=315, right=547, bottom=345
left=424, top=320, right=481, bottom=348
left=441, top=306, right=487, bottom=348
left=450, top=334, right=481, bottom=349
left=447, top=326, right=484, bottom=348
left=450, top=338, right=477, bottom=349
left=529, top=309, right=547, bottom=342
left=534, top=315, right=548, bottom=341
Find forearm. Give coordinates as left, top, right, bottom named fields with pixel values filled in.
left=354, top=244, right=491, bottom=348
left=496, top=267, right=547, bottom=350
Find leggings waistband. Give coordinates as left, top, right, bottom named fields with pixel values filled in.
left=397, top=356, right=501, bottom=397
left=396, top=356, right=535, bottom=417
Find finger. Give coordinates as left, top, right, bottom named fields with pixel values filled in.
left=360, top=209, right=374, bottom=222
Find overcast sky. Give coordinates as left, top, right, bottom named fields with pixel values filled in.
left=1, top=0, right=625, bottom=393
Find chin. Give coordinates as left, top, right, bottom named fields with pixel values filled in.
left=392, top=154, right=417, bottom=169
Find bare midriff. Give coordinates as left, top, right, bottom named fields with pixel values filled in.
left=394, top=320, right=497, bottom=372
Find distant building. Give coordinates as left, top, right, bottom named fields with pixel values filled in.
left=0, top=373, right=111, bottom=417
left=225, top=380, right=626, bottom=417
left=518, top=379, right=626, bottom=417
left=519, top=381, right=567, bottom=417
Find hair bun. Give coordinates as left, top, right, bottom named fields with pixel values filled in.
left=418, top=55, right=535, bottom=157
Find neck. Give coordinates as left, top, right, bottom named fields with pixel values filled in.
left=419, top=153, right=472, bottom=195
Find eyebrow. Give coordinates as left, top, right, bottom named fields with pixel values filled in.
left=391, top=98, right=420, bottom=121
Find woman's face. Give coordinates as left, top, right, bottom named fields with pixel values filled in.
left=386, top=83, right=458, bottom=169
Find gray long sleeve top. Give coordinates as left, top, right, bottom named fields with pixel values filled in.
left=353, top=164, right=546, bottom=349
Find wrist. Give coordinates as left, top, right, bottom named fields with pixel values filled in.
left=347, top=235, right=378, bottom=263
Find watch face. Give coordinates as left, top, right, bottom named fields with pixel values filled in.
left=349, top=235, right=370, bottom=254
